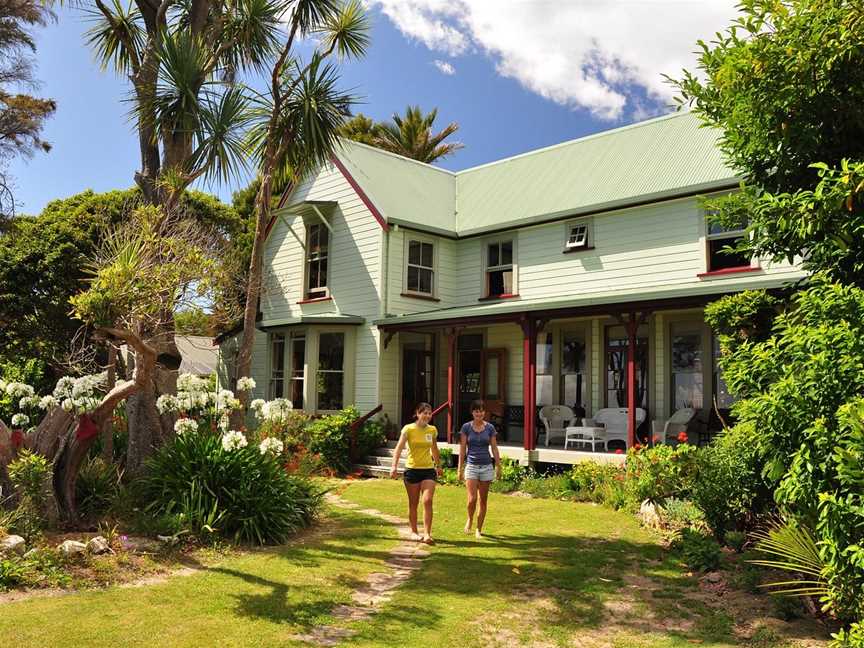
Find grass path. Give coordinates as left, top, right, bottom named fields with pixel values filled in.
left=0, top=480, right=829, bottom=647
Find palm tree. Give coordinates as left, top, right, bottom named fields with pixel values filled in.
left=337, top=112, right=380, bottom=146
left=376, top=105, right=463, bottom=163
left=233, top=0, right=369, bottom=411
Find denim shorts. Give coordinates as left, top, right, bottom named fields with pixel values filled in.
left=465, top=462, right=495, bottom=482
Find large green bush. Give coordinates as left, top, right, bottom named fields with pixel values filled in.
left=140, top=430, right=323, bottom=545
left=306, top=407, right=386, bottom=473
left=708, top=280, right=864, bottom=623
left=692, top=424, right=772, bottom=538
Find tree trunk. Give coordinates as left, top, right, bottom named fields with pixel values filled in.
left=233, top=168, right=275, bottom=425
left=102, top=344, right=117, bottom=463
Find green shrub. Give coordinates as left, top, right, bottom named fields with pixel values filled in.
left=676, top=528, right=722, bottom=572
left=518, top=473, right=573, bottom=499
left=140, top=430, right=323, bottom=545
left=255, top=410, right=311, bottom=450
left=568, top=461, right=624, bottom=502
left=490, top=457, right=525, bottom=493
left=724, top=530, right=747, bottom=553
left=8, top=450, right=50, bottom=505
left=624, top=443, right=699, bottom=505
left=661, top=498, right=706, bottom=532
left=439, top=467, right=460, bottom=486
left=439, top=447, right=454, bottom=468
left=708, top=281, right=864, bottom=621
left=0, top=558, right=27, bottom=591
left=832, top=622, right=864, bottom=648
left=76, top=456, right=122, bottom=519
left=305, top=407, right=385, bottom=473
left=692, top=425, right=772, bottom=538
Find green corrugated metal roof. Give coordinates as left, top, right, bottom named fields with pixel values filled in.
left=374, top=275, right=791, bottom=328
left=332, top=111, right=737, bottom=237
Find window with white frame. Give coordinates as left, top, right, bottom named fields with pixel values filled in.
left=706, top=219, right=751, bottom=272
left=289, top=333, right=305, bottom=409
left=565, top=219, right=593, bottom=250
left=316, top=332, right=344, bottom=410
left=269, top=333, right=286, bottom=399
left=485, top=239, right=514, bottom=297
left=305, top=222, right=329, bottom=299
left=405, top=238, right=435, bottom=295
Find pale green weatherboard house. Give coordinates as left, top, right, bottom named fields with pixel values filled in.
left=218, top=111, right=804, bottom=467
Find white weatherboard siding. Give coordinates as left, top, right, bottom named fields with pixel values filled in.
left=260, top=162, right=383, bottom=413
left=386, top=229, right=459, bottom=314
left=486, top=323, right=523, bottom=405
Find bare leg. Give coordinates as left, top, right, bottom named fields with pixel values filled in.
left=420, top=479, right=436, bottom=543
left=465, top=479, right=479, bottom=532
left=404, top=481, right=422, bottom=539
left=476, top=480, right=491, bottom=537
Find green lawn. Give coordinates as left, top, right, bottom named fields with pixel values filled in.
left=0, top=480, right=828, bottom=647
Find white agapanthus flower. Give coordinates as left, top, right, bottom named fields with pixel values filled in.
left=177, top=373, right=209, bottom=393
left=6, top=382, right=34, bottom=399
left=19, top=395, right=40, bottom=410
left=61, top=398, right=75, bottom=412
left=236, top=377, right=256, bottom=392
left=218, top=414, right=230, bottom=432
left=259, top=437, right=284, bottom=455
left=174, top=417, right=198, bottom=436
left=71, top=374, right=104, bottom=399
left=0, top=379, right=6, bottom=392
left=221, top=430, right=248, bottom=451
left=250, top=399, right=266, bottom=416
left=53, top=376, right=75, bottom=399
left=38, top=395, right=58, bottom=410
left=11, top=413, right=29, bottom=427
left=263, top=398, right=293, bottom=422
left=156, top=394, right=179, bottom=414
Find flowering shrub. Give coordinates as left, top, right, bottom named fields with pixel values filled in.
left=173, top=417, right=198, bottom=436
left=140, top=429, right=323, bottom=544
left=568, top=461, right=625, bottom=502
left=624, top=443, right=700, bottom=505
left=235, top=377, right=256, bottom=392
left=156, top=373, right=242, bottom=427
left=304, top=407, right=386, bottom=473
left=258, top=437, right=283, bottom=455
left=221, top=430, right=247, bottom=451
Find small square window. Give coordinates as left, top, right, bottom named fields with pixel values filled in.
left=567, top=224, right=588, bottom=248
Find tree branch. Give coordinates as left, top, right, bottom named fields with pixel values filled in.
left=95, top=0, right=142, bottom=74
left=91, top=327, right=158, bottom=421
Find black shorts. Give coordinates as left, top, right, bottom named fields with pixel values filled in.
left=403, top=468, right=437, bottom=484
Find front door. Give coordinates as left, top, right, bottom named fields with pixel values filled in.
left=401, top=348, right=434, bottom=426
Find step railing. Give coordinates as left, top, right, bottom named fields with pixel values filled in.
left=350, top=404, right=383, bottom=462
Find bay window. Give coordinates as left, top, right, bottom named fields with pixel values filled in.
left=316, top=332, right=345, bottom=410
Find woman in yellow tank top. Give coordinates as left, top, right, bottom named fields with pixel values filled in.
left=390, top=402, right=442, bottom=544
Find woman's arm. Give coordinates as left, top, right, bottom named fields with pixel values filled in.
left=390, top=429, right=408, bottom=479
left=431, top=436, right=442, bottom=476
left=491, top=434, right=502, bottom=479
left=458, top=431, right=467, bottom=481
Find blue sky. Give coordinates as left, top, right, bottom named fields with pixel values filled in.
left=9, top=1, right=737, bottom=215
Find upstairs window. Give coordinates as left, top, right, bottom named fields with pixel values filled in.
left=706, top=221, right=751, bottom=272
left=565, top=219, right=593, bottom=250
left=305, top=223, right=329, bottom=299
left=486, top=240, right=514, bottom=297
left=406, top=239, right=435, bottom=295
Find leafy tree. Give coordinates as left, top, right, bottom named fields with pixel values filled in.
left=375, top=105, right=463, bottom=163
left=673, top=0, right=864, bottom=286
left=0, top=188, right=245, bottom=379
left=339, top=106, right=463, bottom=163
left=337, top=112, right=380, bottom=146
left=0, top=0, right=56, bottom=219
left=175, top=307, right=212, bottom=335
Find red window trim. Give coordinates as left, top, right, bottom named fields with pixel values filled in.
left=697, top=266, right=760, bottom=278
left=296, top=296, right=333, bottom=305
left=478, top=293, right=520, bottom=302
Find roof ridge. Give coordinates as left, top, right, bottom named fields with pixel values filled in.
left=454, top=110, right=697, bottom=176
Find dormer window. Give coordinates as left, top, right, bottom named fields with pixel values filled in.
left=564, top=219, right=594, bottom=251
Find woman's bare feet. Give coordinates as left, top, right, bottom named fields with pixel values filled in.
left=464, top=521, right=472, bottom=534
left=410, top=531, right=423, bottom=542
left=475, top=529, right=483, bottom=539
left=421, top=535, right=435, bottom=545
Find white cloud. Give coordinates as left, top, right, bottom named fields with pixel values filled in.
left=367, top=0, right=737, bottom=120
left=433, top=59, right=455, bottom=75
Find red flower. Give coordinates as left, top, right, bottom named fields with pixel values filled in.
left=652, top=436, right=661, bottom=444
left=677, top=431, right=689, bottom=444
left=615, top=448, right=624, bottom=454
left=633, top=443, right=642, bottom=450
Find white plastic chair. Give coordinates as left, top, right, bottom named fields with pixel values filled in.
left=593, top=407, right=647, bottom=449
left=539, top=405, right=575, bottom=447
left=651, top=407, right=697, bottom=444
